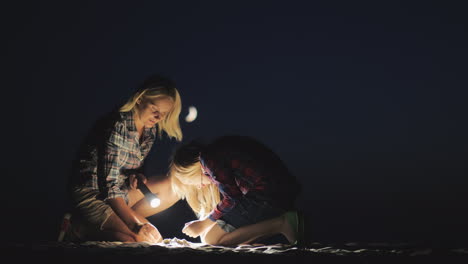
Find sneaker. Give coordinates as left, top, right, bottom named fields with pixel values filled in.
left=284, top=210, right=306, bottom=247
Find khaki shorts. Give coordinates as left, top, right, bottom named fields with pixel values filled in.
left=68, top=187, right=114, bottom=241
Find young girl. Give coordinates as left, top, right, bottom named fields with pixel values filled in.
left=170, top=135, right=305, bottom=246
left=66, top=74, right=183, bottom=243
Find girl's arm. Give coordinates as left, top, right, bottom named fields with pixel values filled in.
left=182, top=217, right=217, bottom=238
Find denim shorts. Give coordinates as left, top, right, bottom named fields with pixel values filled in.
left=216, top=193, right=286, bottom=233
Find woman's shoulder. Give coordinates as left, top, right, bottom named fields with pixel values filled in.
left=91, top=111, right=129, bottom=138
left=77, top=111, right=126, bottom=149
left=92, top=110, right=124, bottom=126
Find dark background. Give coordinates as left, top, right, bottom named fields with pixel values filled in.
left=2, top=0, right=467, bottom=246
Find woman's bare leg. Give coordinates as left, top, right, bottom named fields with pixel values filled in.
left=99, top=230, right=135, bottom=242
left=81, top=175, right=177, bottom=243
left=201, top=214, right=296, bottom=247
left=99, top=212, right=137, bottom=242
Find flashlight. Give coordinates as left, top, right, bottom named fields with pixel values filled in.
left=137, top=181, right=161, bottom=208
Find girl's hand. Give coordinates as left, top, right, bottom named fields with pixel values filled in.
left=182, top=218, right=214, bottom=238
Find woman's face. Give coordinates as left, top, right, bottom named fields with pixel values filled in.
left=135, top=96, right=174, bottom=129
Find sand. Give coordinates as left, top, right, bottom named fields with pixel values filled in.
left=3, top=238, right=467, bottom=264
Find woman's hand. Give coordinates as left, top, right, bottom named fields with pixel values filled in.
left=182, top=218, right=215, bottom=238
left=129, top=173, right=148, bottom=190
left=134, top=222, right=163, bottom=243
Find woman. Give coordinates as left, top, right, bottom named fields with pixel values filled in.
left=170, top=135, right=305, bottom=246
left=66, top=74, right=182, bottom=243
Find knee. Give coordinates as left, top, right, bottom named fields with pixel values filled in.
left=201, top=233, right=218, bottom=245
left=201, top=231, right=222, bottom=246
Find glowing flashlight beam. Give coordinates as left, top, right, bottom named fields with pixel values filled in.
left=185, top=106, right=197, bottom=122
left=150, top=198, right=161, bottom=208
left=137, top=182, right=161, bottom=208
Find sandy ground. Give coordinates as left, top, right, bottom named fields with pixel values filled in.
left=3, top=238, right=468, bottom=264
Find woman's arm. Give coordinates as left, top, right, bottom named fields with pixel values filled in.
left=100, top=122, right=158, bottom=238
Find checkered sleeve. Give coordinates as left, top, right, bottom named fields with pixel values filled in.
left=103, top=122, right=129, bottom=201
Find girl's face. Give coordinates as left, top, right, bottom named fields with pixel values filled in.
left=135, top=96, right=174, bottom=129
left=177, top=162, right=212, bottom=189
left=200, top=165, right=212, bottom=188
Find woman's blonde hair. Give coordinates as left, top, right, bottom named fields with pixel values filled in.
left=169, top=157, right=220, bottom=219
left=119, top=75, right=182, bottom=141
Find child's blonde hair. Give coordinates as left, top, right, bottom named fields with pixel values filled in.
left=169, top=142, right=220, bottom=219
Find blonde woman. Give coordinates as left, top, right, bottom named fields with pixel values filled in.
left=170, top=135, right=305, bottom=247
left=66, top=74, right=182, bottom=243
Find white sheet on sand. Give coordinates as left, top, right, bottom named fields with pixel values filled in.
left=77, top=238, right=459, bottom=256
left=80, top=237, right=300, bottom=255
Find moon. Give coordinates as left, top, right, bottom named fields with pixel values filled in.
left=185, top=106, right=198, bottom=122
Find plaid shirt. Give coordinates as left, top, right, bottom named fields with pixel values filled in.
left=200, top=136, right=300, bottom=221
left=200, top=142, right=286, bottom=221
left=78, top=111, right=156, bottom=203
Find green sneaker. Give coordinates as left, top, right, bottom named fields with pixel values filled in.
left=284, top=210, right=305, bottom=247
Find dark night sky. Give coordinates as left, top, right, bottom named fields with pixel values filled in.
left=2, top=1, right=467, bottom=245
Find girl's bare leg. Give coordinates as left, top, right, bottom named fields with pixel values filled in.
left=201, top=214, right=295, bottom=247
